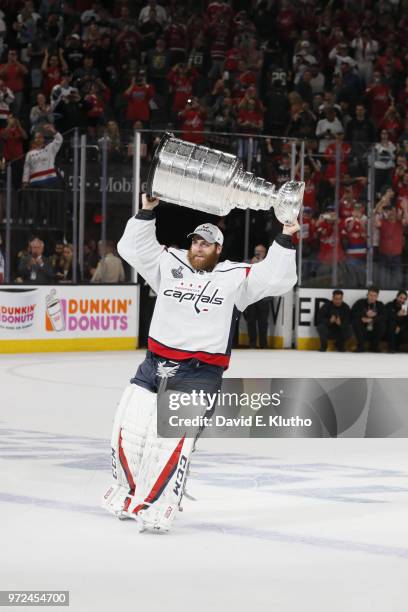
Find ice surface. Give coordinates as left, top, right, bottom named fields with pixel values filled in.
left=0, top=350, right=407, bottom=612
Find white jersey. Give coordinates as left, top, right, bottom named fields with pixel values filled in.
left=118, top=211, right=297, bottom=367
left=0, top=86, right=14, bottom=121
left=22, top=132, right=63, bottom=185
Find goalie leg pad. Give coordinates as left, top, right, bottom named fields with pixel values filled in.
left=102, top=384, right=157, bottom=517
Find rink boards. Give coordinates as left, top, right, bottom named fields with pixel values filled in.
left=0, top=285, right=401, bottom=353
left=0, top=285, right=139, bottom=353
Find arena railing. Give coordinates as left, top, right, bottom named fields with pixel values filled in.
left=1, top=129, right=404, bottom=292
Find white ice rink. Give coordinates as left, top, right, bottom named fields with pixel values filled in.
left=1, top=349, right=408, bottom=612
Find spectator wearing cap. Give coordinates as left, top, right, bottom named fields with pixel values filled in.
left=316, top=290, right=352, bottom=352
left=293, top=41, right=317, bottom=84
left=351, top=287, right=386, bottom=352
left=375, top=201, right=408, bottom=289
left=342, top=203, right=367, bottom=288
left=386, top=290, right=408, bottom=353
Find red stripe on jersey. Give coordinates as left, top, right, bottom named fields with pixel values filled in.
left=30, top=168, right=57, bottom=179
left=245, top=267, right=251, bottom=277
left=148, top=337, right=230, bottom=367
left=132, top=435, right=185, bottom=515
left=118, top=429, right=136, bottom=494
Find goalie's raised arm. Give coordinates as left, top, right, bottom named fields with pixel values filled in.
left=116, top=193, right=164, bottom=293
left=142, top=193, right=160, bottom=210
left=235, top=226, right=298, bottom=311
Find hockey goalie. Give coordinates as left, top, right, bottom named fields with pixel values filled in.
left=102, top=194, right=298, bottom=532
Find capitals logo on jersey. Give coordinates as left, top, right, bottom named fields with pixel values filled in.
left=163, top=280, right=224, bottom=314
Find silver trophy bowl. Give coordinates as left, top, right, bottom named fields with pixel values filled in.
left=147, top=133, right=304, bottom=224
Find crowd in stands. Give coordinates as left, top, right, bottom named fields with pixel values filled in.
left=316, top=287, right=408, bottom=353
left=1, top=0, right=408, bottom=288
left=12, top=235, right=124, bottom=283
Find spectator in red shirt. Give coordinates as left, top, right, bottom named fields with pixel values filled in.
left=294, top=159, right=322, bottom=214
left=41, top=48, right=68, bottom=99
left=232, top=60, right=257, bottom=100
left=124, top=70, right=155, bottom=126
left=178, top=97, right=206, bottom=144
left=84, top=83, right=105, bottom=137
left=0, top=115, right=28, bottom=188
left=207, top=0, right=233, bottom=27
left=315, top=206, right=346, bottom=281
left=164, top=9, right=187, bottom=66
left=365, top=70, right=391, bottom=127
left=237, top=96, right=263, bottom=161
left=395, top=171, right=408, bottom=210
left=115, top=24, right=141, bottom=65
left=0, top=115, right=28, bottom=161
left=375, top=203, right=408, bottom=288
left=324, top=132, right=351, bottom=184
left=397, top=76, right=408, bottom=118
left=167, top=63, right=197, bottom=115
left=343, top=202, right=367, bottom=287
left=224, top=36, right=244, bottom=75
left=379, top=105, right=402, bottom=143
left=376, top=45, right=404, bottom=76
left=208, top=15, right=231, bottom=80
left=0, top=50, right=28, bottom=116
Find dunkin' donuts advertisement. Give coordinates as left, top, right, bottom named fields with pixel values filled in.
left=0, top=285, right=139, bottom=352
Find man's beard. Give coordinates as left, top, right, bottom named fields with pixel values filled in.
left=187, top=248, right=220, bottom=271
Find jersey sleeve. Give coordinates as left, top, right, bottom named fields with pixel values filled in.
left=47, top=132, right=63, bottom=156
left=235, top=235, right=297, bottom=311
left=117, top=210, right=166, bottom=292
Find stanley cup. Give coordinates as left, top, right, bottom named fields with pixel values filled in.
left=146, top=133, right=304, bottom=224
